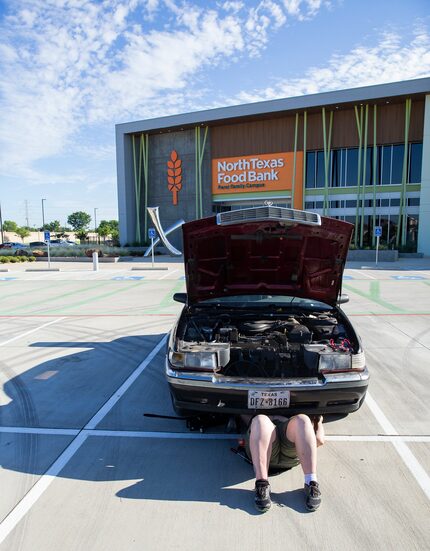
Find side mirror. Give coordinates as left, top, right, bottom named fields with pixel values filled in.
left=337, top=293, right=349, bottom=305
left=173, top=292, right=187, bottom=304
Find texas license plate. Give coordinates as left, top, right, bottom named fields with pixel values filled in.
left=248, top=390, right=290, bottom=409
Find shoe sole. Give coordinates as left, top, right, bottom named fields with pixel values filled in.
left=255, top=503, right=271, bottom=513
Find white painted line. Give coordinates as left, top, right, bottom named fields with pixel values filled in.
left=0, top=317, right=65, bottom=347
left=86, top=429, right=238, bottom=439
left=326, top=435, right=430, bottom=442
left=349, top=269, right=377, bottom=279
left=0, top=334, right=167, bottom=544
left=0, top=432, right=88, bottom=545
left=85, top=334, right=168, bottom=429
left=0, top=427, right=79, bottom=436
left=1, top=425, right=429, bottom=443
left=365, top=392, right=430, bottom=501
left=158, top=269, right=179, bottom=280
left=365, top=393, right=398, bottom=434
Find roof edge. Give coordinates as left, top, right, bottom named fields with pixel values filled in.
left=116, top=77, right=430, bottom=134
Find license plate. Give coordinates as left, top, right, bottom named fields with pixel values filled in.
left=248, top=389, right=290, bottom=409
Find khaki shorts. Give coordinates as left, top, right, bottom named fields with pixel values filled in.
left=245, top=418, right=300, bottom=470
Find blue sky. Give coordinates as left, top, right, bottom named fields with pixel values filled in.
left=0, top=0, right=429, bottom=228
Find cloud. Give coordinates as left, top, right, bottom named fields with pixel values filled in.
left=0, top=0, right=328, bottom=181
left=233, top=29, right=430, bottom=103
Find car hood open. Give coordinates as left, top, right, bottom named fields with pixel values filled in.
left=182, top=212, right=353, bottom=306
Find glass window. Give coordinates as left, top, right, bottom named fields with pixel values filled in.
left=381, top=145, right=392, bottom=185
left=330, top=201, right=340, bottom=208
left=391, top=198, right=400, bottom=207
left=407, top=198, right=420, bottom=206
left=365, top=200, right=372, bottom=207
left=381, top=198, right=389, bottom=207
left=315, top=201, right=324, bottom=208
left=305, top=201, right=315, bottom=209
left=391, top=144, right=404, bottom=185
left=409, top=143, right=422, bottom=183
left=346, top=200, right=356, bottom=208
left=346, top=148, right=358, bottom=186
left=305, top=152, right=316, bottom=188
left=316, top=151, right=325, bottom=188
left=331, top=150, right=341, bottom=187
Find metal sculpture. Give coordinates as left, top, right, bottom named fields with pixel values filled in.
left=144, top=206, right=184, bottom=257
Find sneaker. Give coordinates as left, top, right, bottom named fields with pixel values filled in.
left=304, top=481, right=321, bottom=511
left=254, top=479, right=271, bottom=513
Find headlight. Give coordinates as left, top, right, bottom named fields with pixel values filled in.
left=318, top=353, right=352, bottom=373
left=169, top=350, right=217, bottom=371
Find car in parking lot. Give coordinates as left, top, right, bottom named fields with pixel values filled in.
left=0, top=242, right=28, bottom=249
left=49, top=239, right=76, bottom=246
left=167, top=206, right=369, bottom=417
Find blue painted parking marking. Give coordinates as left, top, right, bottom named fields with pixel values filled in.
left=391, top=275, right=426, bottom=280
left=111, top=276, right=144, bottom=281
left=0, top=277, right=18, bottom=281
left=343, top=275, right=354, bottom=280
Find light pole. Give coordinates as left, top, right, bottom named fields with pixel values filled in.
left=0, top=202, right=4, bottom=244
left=41, top=199, right=46, bottom=230
left=94, top=207, right=98, bottom=244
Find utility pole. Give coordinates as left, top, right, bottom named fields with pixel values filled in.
left=41, top=199, right=46, bottom=230
left=0, top=202, right=4, bottom=244
left=94, top=207, right=98, bottom=244
left=25, top=199, right=30, bottom=228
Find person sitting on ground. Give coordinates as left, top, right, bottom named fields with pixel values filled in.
left=244, top=413, right=325, bottom=513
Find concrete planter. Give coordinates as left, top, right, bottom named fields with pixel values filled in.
left=347, top=249, right=398, bottom=262
left=35, top=256, right=120, bottom=263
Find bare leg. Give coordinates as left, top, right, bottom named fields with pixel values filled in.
left=286, top=414, right=322, bottom=475
left=248, top=415, right=277, bottom=480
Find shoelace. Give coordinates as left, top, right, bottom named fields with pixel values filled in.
left=256, top=484, right=269, bottom=499
left=308, top=483, right=321, bottom=497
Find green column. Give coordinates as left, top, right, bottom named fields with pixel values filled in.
left=372, top=105, right=377, bottom=247
left=354, top=105, right=363, bottom=247
left=195, top=126, right=208, bottom=218
left=397, top=98, right=412, bottom=247
left=322, top=108, right=333, bottom=215
left=360, top=104, right=369, bottom=248
left=292, top=113, right=299, bottom=208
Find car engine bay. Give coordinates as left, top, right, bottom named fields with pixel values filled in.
left=175, top=309, right=357, bottom=378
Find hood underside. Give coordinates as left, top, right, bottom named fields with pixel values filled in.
left=182, top=211, right=353, bottom=306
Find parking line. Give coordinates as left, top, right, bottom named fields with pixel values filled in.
left=158, top=269, right=179, bottom=280
left=0, top=317, right=65, bottom=347
left=349, top=269, right=377, bottom=279
left=365, top=392, right=430, bottom=500
left=0, top=334, right=168, bottom=545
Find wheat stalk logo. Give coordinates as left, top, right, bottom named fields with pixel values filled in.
left=167, top=150, right=182, bottom=205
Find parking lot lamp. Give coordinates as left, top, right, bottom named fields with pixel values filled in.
left=41, top=199, right=46, bottom=230
left=94, top=207, right=98, bottom=243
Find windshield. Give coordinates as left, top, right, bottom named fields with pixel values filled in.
left=199, top=295, right=332, bottom=310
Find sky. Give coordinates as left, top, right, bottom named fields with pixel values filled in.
left=0, top=0, right=429, bottom=229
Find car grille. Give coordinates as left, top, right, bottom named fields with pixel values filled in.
left=216, top=206, right=321, bottom=226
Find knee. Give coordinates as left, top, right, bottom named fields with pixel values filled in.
left=251, top=414, right=271, bottom=430
left=294, top=414, right=313, bottom=429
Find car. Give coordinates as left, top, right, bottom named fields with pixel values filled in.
left=29, top=241, right=47, bottom=247
left=0, top=242, right=28, bottom=249
left=49, top=239, right=75, bottom=246
left=166, top=205, right=369, bottom=417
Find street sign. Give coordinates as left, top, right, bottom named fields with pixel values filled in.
left=148, top=228, right=156, bottom=239
left=44, top=230, right=51, bottom=242
left=374, top=226, right=382, bottom=237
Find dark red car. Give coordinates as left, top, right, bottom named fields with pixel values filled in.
left=167, top=206, right=369, bottom=417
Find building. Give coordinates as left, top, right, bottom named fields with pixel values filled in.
left=116, top=78, right=430, bottom=254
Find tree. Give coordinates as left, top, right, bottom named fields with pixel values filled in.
left=15, top=227, right=30, bottom=242
left=96, top=220, right=119, bottom=242
left=45, top=220, right=61, bottom=232
left=67, top=211, right=91, bottom=231
left=3, top=220, right=18, bottom=232
left=76, top=230, right=88, bottom=242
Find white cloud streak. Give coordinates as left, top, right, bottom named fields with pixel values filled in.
left=0, top=0, right=429, bottom=195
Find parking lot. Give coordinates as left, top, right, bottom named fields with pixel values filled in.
left=0, top=258, right=429, bottom=550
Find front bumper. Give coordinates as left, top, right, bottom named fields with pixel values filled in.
left=167, top=359, right=369, bottom=415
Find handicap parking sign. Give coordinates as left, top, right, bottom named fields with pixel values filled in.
left=148, top=228, right=156, bottom=239
left=44, top=230, right=51, bottom=242
left=374, top=226, right=382, bottom=237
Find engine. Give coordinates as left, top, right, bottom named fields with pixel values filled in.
left=180, top=311, right=353, bottom=378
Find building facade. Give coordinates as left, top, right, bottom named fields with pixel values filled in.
left=116, top=78, right=430, bottom=254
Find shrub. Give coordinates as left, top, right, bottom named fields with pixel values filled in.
left=29, top=256, right=36, bottom=262
left=9, top=257, right=18, bottom=263
left=0, top=256, right=10, bottom=263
